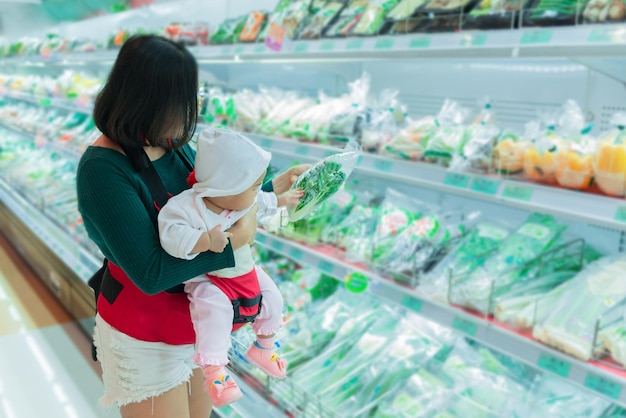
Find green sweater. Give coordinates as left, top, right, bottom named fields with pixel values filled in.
left=76, top=144, right=238, bottom=295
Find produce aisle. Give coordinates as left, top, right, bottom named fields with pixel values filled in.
left=0, top=231, right=119, bottom=418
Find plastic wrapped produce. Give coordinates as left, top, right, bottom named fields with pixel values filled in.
left=492, top=130, right=526, bottom=174
left=273, top=0, right=313, bottom=39
left=554, top=100, right=596, bottom=190
left=351, top=0, right=399, bottom=35
left=328, top=72, right=371, bottom=146
left=533, top=256, right=626, bottom=360
left=524, top=0, right=585, bottom=26
left=360, top=89, right=407, bottom=151
left=594, top=112, right=626, bottom=196
left=464, top=0, right=529, bottom=29
left=239, top=11, right=267, bottom=42
left=450, top=213, right=566, bottom=314
left=523, top=116, right=563, bottom=184
left=381, top=116, right=437, bottom=161
left=324, top=0, right=370, bottom=37
left=299, top=1, right=348, bottom=39
left=210, top=15, right=247, bottom=44
left=418, top=221, right=510, bottom=302
left=424, top=100, right=471, bottom=166
left=287, top=141, right=360, bottom=221
left=582, top=0, right=626, bottom=23
left=258, top=0, right=292, bottom=42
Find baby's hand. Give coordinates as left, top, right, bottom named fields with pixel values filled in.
left=278, top=189, right=305, bottom=207
left=206, top=224, right=233, bottom=253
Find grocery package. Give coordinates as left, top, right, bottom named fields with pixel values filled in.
left=327, top=202, right=381, bottom=262
left=523, top=115, right=562, bottom=184
left=492, top=130, right=526, bottom=174
left=380, top=116, right=437, bottom=161
left=524, top=0, right=585, bottom=26
left=327, top=73, right=371, bottom=146
left=351, top=0, right=399, bottom=35
left=287, top=141, right=360, bottom=221
left=594, top=112, right=626, bottom=196
left=359, top=89, right=408, bottom=151
left=164, top=22, right=209, bottom=46
left=299, top=1, right=348, bottom=39
left=464, top=0, right=530, bottom=29
left=258, top=0, right=292, bottom=42
left=422, top=0, right=479, bottom=12
left=533, top=256, right=626, bottom=360
left=598, top=318, right=626, bottom=367
left=418, top=220, right=510, bottom=302
left=324, top=0, right=369, bottom=37
left=283, top=93, right=354, bottom=142
left=423, top=99, right=471, bottom=166
left=239, top=11, right=267, bottom=42
left=554, top=100, right=596, bottom=190
left=450, top=213, right=566, bottom=314
left=257, top=91, right=316, bottom=137
left=210, top=15, right=248, bottom=44
left=582, top=0, right=626, bottom=23
left=386, top=0, right=429, bottom=34
left=268, top=0, right=314, bottom=40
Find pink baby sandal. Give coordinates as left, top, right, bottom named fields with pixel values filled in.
left=202, top=366, right=243, bottom=407
left=245, top=341, right=288, bottom=379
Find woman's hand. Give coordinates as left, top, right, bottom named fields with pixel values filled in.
left=228, top=204, right=258, bottom=249
left=271, top=164, right=311, bottom=195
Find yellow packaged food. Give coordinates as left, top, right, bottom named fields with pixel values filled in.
left=594, top=120, right=626, bottom=196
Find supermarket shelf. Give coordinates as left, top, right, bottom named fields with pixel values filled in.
left=0, top=120, right=84, bottom=162
left=2, top=90, right=93, bottom=114
left=4, top=90, right=626, bottom=233
left=1, top=26, right=626, bottom=66
left=254, top=228, right=626, bottom=407
left=0, top=177, right=101, bottom=283
left=247, top=133, right=626, bottom=232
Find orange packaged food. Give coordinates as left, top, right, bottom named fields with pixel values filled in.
left=594, top=116, right=626, bottom=196
left=240, top=11, right=268, bottom=42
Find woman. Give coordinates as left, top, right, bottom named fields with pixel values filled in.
left=76, top=34, right=307, bottom=418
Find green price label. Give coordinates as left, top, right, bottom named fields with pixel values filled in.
left=401, top=295, right=422, bottom=313
left=254, top=45, right=267, bottom=53
left=319, top=41, right=335, bottom=51
left=409, top=36, right=431, bottom=49
left=294, top=145, right=310, bottom=156
left=521, top=29, right=553, bottom=44
left=502, top=184, right=533, bottom=202
left=373, top=159, right=393, bottom=173
left=471, top=178, right=500, bottom=195
left=460, top=33, right=487, bottom=47
left=345, top=272, right=368, bottom=293
left=444, top=173, right=470, bottom=189
left=317, top=259, right=334, bottom=274
left=272, top=241, right=284, bottom=252
left=233, top=46, right=245, bottom=54
left=38, top=98, right=52, bottom=107
left=375, top=38, right=394, bottom=50
left=615, top=206, right=626, bottom=223
left=294, top=42, right=309, bottom=53
left=588, top=28, right=615, bottom=43
left=255, top=233, right=267, bottom=244
left=260, top=139, right=272, bottom=149
left=537, top=352, right=571, bottom=378
left=346, top=39, right=364, bottom=50
left=584, top=372, right=622, bottom=400
left=289, top=247, right=303, bottom=260
left=452, top=316, right=477, bottom=336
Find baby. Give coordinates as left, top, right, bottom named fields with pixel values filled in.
left=158, top=127, right=302, bottom=407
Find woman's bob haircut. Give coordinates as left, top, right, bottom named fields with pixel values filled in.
left=93, top=34, right=198, bottom=150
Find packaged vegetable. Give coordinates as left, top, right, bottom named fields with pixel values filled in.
left=275, top=0, right=314, bottom=39
left=594, top=112, right=626, bottom=196
left=210, top=15, right=247, bottom=44
left=533, top=255, right=626, bottom=360
left=287, top=141, right=360, bottom=221
left=554, top=100, right=596, bottom=190
left=299, top=1, right=348, bottom=39
left=492, top=131, right=526, bottom=174
left=324, top=0, right=369, bottom=37
left=239, top=11, right=267, bottom=42
left=381, top=116, right=437, bottom=161
left=258, top=0, right=292, bottom=42
left=465, top=0, right=529, bottom=29
left=360, top=88, right=407, bottom=152
left=524, top=0, right=585, bottom=26
left=328, top=72, right=371, bottom=145
left=424, top=99, right=471, bottom=166
left=582, top=0, right=626, bottom=23
left=351, top=0, right=399, bottom=35
left=387, top=0, right=428, bottom=20
left=423, top=0, right=477, bottom=12
left=523, top=116, right=563, bottom=184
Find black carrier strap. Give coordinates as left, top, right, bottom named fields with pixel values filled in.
left=232, top=295, right=263, bottom=324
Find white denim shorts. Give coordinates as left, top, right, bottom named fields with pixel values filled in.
left=93, top=314, right=198, bottom=409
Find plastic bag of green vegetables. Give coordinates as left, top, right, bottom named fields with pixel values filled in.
left=464, top=0, right=530, bottom=30
left=287, top=141, right=360, bottom=222
left=450, top=213, right=566, bottom=314
left=299, top=0, right=348, bottom=39
left=324, top=0, right=370, bottom=37
left=351, top=0, right=399, bottom=35
left=417, top=220, right=510, bottom=302
left=210, top=15, right=248, bottom=44
left=533, top=255, right=626, bottom=360
left=524, top=0, right=585, bottom=26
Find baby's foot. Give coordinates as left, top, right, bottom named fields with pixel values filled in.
left=245, top=341, right=288, bottom=379
left=202, top=366, right=243, bottom=407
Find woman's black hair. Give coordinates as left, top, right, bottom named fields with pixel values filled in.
left=93, top=34, right=198, bottom=149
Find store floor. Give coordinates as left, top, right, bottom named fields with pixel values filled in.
left=0, top=232, right=121, bottom=418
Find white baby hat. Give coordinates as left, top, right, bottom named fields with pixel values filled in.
left=193, top=127, right=272, bottom=198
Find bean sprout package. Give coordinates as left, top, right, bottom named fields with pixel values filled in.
left=424, top=99, right=472, bottom=166
left=287, top=141, right=360, bottom=221
left=594, top=112, right=626, bottom=196
left=533, top=255, right=626, bottom=360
